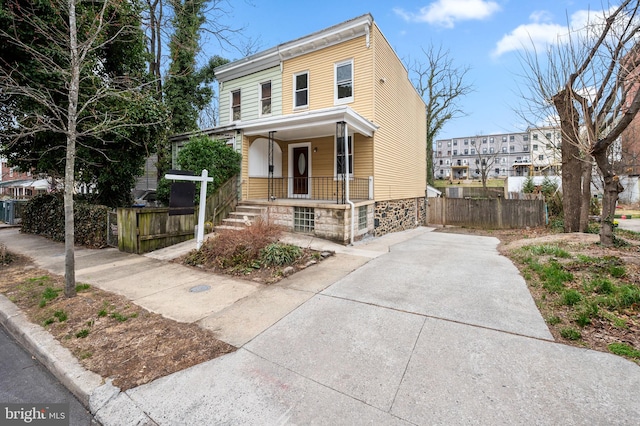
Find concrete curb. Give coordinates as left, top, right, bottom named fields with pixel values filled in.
left=0, top=295, right=154, bottom=425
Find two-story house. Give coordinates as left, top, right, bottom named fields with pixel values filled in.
left=172, top=14, right=427, bottom=243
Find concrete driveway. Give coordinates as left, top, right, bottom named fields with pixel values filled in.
left=106, top=230, right=640, bottom=425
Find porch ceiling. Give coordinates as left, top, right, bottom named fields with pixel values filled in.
left=241, top=106, right=379, bottom=141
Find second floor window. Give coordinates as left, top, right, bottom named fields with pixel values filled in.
left=231, top=89, right=241, bottom=121
left=260, top=81, right=271, bottom=115
left=295, top=72, right=309, bottom=108
left=335, top=60, right=353, bottom=103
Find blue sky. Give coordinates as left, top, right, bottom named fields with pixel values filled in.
left=206, top=0, right=609, bottom=140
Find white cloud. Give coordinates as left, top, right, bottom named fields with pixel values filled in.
left=394, top=0, right=501, bottom=28
left=492, top=6, right=625, bottom=57
left=493, top=22, right=567, bottom=57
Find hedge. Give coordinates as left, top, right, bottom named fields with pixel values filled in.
left=21, top=193, right=110, bottom=248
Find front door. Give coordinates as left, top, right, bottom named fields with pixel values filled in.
left=292, top=146, right=309, bottom=196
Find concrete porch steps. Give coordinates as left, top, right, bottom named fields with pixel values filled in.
left=216, top=203, right=267, bottom=232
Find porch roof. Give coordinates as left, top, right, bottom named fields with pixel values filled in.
left=240, top=106, right=379, bottom=141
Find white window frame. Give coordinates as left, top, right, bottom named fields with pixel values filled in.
left=334, top=59, right=354, bottom=104
left=294, top=71, right=309, bottom=109
left=230, top=89, right=241, bottom=122
left=334, top=133, right=354, bottom=178
left=259, top=81, right=271, bottom=117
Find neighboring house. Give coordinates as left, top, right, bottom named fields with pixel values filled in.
left=0, top=157, right=47, bottom=199
left=172, top=14, right=427, bottom=243
left=434, top=127, right=561, bottom=181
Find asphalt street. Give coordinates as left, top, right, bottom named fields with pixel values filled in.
left=0, top=325, right=96, bottom=425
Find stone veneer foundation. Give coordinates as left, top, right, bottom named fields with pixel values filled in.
left=374, top=197, right=426, bottom=237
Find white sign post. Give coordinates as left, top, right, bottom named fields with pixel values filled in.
left=164, top=169, right=214, bottom=250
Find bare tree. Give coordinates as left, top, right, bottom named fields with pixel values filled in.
left=0, top=0, right=163, bottom=296
left=518, top=0, right=640, bottom=245
left=471, top=136, right=503, bottom=194
left=407, top=44, right=474, bottom=186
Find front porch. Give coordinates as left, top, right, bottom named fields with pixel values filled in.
left=246, top=176, right=373, bottom=204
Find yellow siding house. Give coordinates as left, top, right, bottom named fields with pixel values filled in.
left=173, top=14, right=427, bottom=243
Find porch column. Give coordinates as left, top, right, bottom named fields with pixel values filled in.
left=268, top=131, right=276, bottom=201
left=336, top=122, right=347, bottom=204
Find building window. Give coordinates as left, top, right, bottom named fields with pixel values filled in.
left=445, top=159, right=450, bottom=165
left=470, top=149, right=475, bottom=154
left=294, top=207, right=315, bottom=232
left=439, top=159, right=443, bottom=165
left=464, top=139, right=469, bottom=145
left=447, top=141, right=451, bottom=147
left=533, top=134, right=538, bottom=140
left=335, top=60, right=353, bottom=103
left=437, top=151, right=442, bottom=157
left=294, top=71, right=309, bottom=108
left=490, top=137, right=494, bottom=143
left=539, top=154, right=544, bottom=160
left=483, top=138, right=487, bottom=144
left=464, top=149, right=468, bottom=155
left=231, top=89, right=241, bottom=121
left=336, top=135, right=353, bottom=176
left=502, top=147, right=507, bottom=153
left=453, top=140, right=458, bottom=146
left=546, top=133, right=552, bottom=139
left=533, top=144, right=538, bottom=151
left=523, top=145, right=529, bottom=151
left=453, top=150, right=458, bottom=155
left=482, top=147, right=487, bottom=154
left=358, top=206, right=367, bottom=230
left=502, top=136, right=507, bottom=142
left=495, top=168, right=500, bottom=174
left=447, top=150, right=451, bottom=156
left=510, top=135, right=515, bottom=141
left=260, top=81, right=271, bottom=115
left=438, top=142, right=442, bottom=147
left=546, top=143, right=552, bottom=149
left=501, top=157, right=506, bottom=163
left=489, top=147, right=494, bottom=153
left=523, top=135, right=529, bottom=141
left=510, top=145, right=515, bottom=152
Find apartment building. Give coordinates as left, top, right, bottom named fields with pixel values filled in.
left=434, top=127, right=561, bottom=180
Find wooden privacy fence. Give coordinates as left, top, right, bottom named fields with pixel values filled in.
left=118, top=176, right=239, bottom=254
left=117, top=208, right=195, bottom=254
left=427, top=197, right=545, bottom=229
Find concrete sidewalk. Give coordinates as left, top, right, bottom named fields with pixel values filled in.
left=2, top=227, right=640, bottom=425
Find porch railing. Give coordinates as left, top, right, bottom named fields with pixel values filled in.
left=266, top=176, right=371, bottom=203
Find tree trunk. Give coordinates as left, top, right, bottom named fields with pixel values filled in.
left=552, top=89, right=582, bottom=232
left=593, top=149, right=623, bottom=246
left=579, top=155, right=592, bottom=232
left=64, top=0, right=79, bottom=298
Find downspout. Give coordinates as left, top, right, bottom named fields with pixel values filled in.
left=343, top=122, right=355, bottom=245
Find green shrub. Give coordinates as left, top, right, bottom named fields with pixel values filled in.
left=21, top=193, right=110, bottom=248
left=159, top=135, right=242, bottom=205
left=260, top=243, right=302, bottom=266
